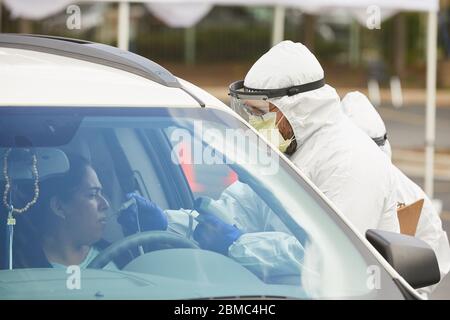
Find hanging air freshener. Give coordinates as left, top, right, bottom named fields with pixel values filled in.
left=2, top=148, right=39, bottom=270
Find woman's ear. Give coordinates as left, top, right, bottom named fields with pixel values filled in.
left=49, top=196, right=66, bottom=220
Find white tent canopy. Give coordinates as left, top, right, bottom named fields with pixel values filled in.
left=3, top=0, right=73, bottom=20
left=2, top=1, right=438, bottom=25
left=1, top=0, right=440, bottom=197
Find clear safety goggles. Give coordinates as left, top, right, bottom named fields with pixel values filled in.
left=228, top=79, right=325, bottom=121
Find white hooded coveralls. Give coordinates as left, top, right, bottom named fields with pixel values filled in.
left=341, top=91, right=450, bottom=291
left=243, top=41, right=400, bottom=235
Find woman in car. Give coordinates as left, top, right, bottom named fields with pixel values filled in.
left=11, top=153, right=307, bottom=285
left=14, top=153, right=117, bottom=269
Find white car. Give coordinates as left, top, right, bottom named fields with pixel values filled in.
left=0, top=34, right=440, bottom=300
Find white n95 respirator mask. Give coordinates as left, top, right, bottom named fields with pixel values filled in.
left=249, top=112, right=295, bottom=153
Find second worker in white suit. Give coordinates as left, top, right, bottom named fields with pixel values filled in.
left=341, top=91, right=450, bottom=294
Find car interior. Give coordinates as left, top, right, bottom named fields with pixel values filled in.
left=0, top=113, right=278, bottom=272
left=0, top=109, right=391, bottom=298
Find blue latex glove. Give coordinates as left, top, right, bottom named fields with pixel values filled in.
left=193, top=214, right=243, bottom=255
left=117, top=193, right=168, bottom=236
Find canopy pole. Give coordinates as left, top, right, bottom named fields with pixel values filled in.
left=425, top=11, right=438, bottom=198
left=272, top=5, right=285, bottom=46
left=349, top=20, right=361, bottom=66
left=118, top=1, right=130, bottom=51
left=0, top=0, right=3, bottom=33
left=185, top=26, right=196, bottom=66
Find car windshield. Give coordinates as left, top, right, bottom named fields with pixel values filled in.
left=0, top=107, right=402, bottom=300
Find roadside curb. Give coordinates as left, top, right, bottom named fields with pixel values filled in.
left=393, top=149, right=450, bottom=182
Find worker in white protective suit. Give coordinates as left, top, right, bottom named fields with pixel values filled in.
left=341, top=91, right=450, bottom=293
left=228, top=40, right=400, bottom=235
left=119, top=187, right=314, bottom=287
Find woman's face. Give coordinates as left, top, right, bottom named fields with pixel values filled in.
left=59, top=166, right=110, bottom=246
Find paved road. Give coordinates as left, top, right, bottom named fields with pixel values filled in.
left=380, top=105, right=450, bottom=150
left=379, top=105, right=450, bottom=212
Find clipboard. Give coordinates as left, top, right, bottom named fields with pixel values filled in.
left=397, top=199, right=424, bottom=236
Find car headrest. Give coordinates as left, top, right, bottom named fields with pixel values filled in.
left=0, top=148, right=70, bottom=182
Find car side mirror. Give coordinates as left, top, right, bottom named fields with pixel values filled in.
left=366, top=229, right=440, bottom=289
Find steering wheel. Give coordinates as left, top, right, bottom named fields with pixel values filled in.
left=87, top=231, right=199, bottom=269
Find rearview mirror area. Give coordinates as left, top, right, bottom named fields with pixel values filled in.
left=366, top=229, right=440, bottom=289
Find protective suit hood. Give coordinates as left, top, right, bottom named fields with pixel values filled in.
left=244, top=40, right=343, bottom=146
left=341, top=91, right=392, bottom=159
left=381, top=140, right=392, bottom=160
